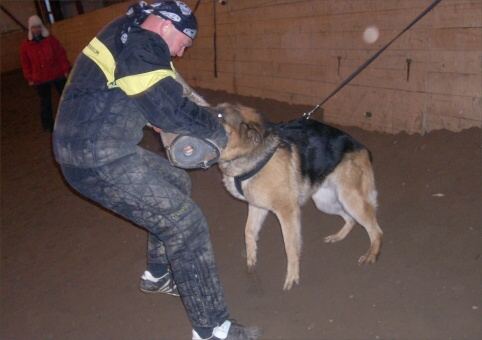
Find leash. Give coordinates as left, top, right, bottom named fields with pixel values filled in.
left=303, top=0, right=442, bottom=118
left=193, top=0, right=201, bottom=13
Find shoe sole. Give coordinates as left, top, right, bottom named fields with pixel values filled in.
left=139, top=287, right=180, bottom=297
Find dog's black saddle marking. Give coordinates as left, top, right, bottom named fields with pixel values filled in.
left=276, top=117, right=370, bottom=185
left=234, top=146, right=277, bottom=196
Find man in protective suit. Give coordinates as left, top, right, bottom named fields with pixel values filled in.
left=53, top=2, right=260, bottom=340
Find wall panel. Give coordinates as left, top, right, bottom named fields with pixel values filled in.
left=2, top=0, right=480, bottom=134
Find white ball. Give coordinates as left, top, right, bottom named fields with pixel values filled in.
left=363, top=26, right=379, bottom=44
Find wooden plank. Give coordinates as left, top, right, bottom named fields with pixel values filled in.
left=426, top=113, right=482, bottom=132
left=427, top=72, right=481, bottom=97
left=430, top=27, right=481, bottom=51
left=432, top=0, right=482, bottom=29
left=322, top=87, right=426, bottom=134
left=52, top=3, right=127, bottom=63
left=427, top=93, right=482, bottom=122
left=0, top=30, right=25, bottom=73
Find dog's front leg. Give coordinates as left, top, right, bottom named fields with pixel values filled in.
left=275, top=207, right=302, bottom=290
left=245, top=205, right=268, bottom=271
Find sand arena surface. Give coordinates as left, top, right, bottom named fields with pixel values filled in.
left=1, top=69, right=481, bottom=339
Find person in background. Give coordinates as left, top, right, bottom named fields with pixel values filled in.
left=20, top=15, right=70, bottom=132
left=52, top=1, right=260, bottom=339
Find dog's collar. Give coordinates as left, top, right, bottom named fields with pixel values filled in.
left=234, top=145, right=278, bottom=196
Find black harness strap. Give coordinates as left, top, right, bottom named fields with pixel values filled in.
left=234, top=146, right=278, bottom=196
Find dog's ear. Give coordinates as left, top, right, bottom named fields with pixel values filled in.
left=247, top=123, right=263, bottom=144
left=240, top=123, right=261, bottom=144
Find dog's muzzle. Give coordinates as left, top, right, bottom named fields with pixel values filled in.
left=160, top=131, right=220, bottom=169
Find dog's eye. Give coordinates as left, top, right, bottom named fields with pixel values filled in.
left=217, top=113, right=225, bottom=122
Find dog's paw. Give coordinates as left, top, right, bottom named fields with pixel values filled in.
left=323, top=234, right=342, bottom=243
left=283, top=275, right=299, bottom=290
left=247, top=263, right=257, bottom=273
left=358, top=253, right=378, bottom=265
left=246, top=250, right=258, bottom=268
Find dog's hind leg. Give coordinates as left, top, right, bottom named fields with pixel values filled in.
left=274, top=206, right=302, bottom=290
left=245, top=205, right=269, bottom=271
left=312, top=185, right=357, bottom=243
left=339, top=190, right=383, bottom=265
left=336, top=151, right=383, bottom=265
left=313, top=151, right=383, bottom=264
left=323, top=214, right=357, bottom=243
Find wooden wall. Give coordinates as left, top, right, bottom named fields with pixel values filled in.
left=1, top=30, right=25, bottom=73
left=181, top=0, right=481, bottom=134
left=2, top=0, right=480, bottom=134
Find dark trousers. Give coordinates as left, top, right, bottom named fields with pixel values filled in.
left=36, top=77, right=66, bottom=131
left=60, top=147, right=229, bottom=329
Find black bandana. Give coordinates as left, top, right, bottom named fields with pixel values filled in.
left=119, top=1, right=198, bottom=45
left=151, top=1, right=198, bottom=39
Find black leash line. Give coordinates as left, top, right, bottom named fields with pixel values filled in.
left=304, top=0, right=443, bottom=118
left=193, top=0, right=201, bottom=13
left=213, top=0, right=218, bottom=78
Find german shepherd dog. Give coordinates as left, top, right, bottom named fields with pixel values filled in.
left=214, top=103, right=383, bottom=290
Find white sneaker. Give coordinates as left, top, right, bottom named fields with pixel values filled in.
left=192, top=320, right=231, bottom=340
left=139, top=270, right=179, bottom=296
left=192, top=319, right=261, bottom=340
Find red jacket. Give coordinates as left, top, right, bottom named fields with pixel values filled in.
left=20, top=36, right=71, bottom=85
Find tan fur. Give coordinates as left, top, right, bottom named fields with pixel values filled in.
left=217, top=104, right=383, bottom=290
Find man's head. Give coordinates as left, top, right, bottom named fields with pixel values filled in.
left=151, top=1, right=198, bottom=39
left=158, top=17, right=193, bottom=57
left=28, top=15, right=49, bottom=40
left=140, top=1, right=198, bottom=57
left=31, top=25, right=42, bottom=38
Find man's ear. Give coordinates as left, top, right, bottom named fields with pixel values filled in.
left=160, top=19, right=172, bottom=33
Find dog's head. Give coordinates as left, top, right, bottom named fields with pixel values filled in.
left=211, top=103, right=267, bottom=162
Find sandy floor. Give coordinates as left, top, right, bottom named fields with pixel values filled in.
left=1, top=69, right=481, bottom=340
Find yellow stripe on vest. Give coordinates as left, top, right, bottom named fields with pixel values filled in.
left=83, top=37, right=116, bottom=84
left=116, top=68, right=176, bottom=95
left=82, top=37, right=177, bottom=95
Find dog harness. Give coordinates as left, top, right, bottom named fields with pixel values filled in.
left=234, top=146, right=278, bottom=196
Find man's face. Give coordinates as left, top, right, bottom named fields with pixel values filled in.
left=31, top=25, right=42, bottom=37
left=161, top=22, right=192, bottom=57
